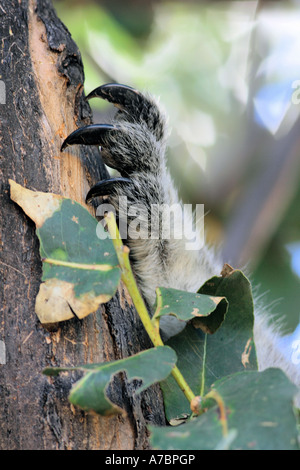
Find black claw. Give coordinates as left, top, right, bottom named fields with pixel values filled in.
left=85, top=177, right=132, bottom=203
left=86, top=83, right=165, bottom=141
left=86, top=83, right=142, bottom=111
left=61, top=124, right=118, bottom=151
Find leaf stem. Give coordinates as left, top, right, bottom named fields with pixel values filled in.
left=105, top=212, right=196, bottom=405
left=205, top=389, right=228, bottom=436
left=200, top=334, right=207, bottom=397
left=171, top=367, right=196, bottom=404
left=106, top=214, right=163, bottom=348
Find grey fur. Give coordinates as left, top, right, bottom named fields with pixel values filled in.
left=91, top=86, right=300, bottom=406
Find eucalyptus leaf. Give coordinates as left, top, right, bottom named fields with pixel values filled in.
left=38, top=198, right=120, bottom=299
left=44, top=346, right=177, bottom=416
left=9, top=180, right=121, bottom=323
left=151, top=369, right=299, bottom=450
left=161, top=267, right=258, bottom=420
left=154, top=286, right=228, bottom=334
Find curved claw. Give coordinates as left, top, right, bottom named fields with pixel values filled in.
left=86, top=83, right=142, bottom=111
left=86, top=83, right=165, bottom=141
left=61, top=124, right=118, bottom=151
left=85, top=177, right=132, bottom=203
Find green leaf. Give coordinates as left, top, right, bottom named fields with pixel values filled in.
left=44, top=346, right=177, bottom=416
left=150, top=369, right=299, bottom=450
left=38, top=198, right=120, bottom=299
left=154, top=286, right=228, bottom=334
left=9, top=180, right=121, bottom=323
left=161, top=267, right=258, bottom=420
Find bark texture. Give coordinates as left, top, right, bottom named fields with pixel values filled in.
left=0, top=0, right=165, bottom=450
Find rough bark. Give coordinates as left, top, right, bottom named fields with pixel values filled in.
left=0, top=0, right=165, bottom=450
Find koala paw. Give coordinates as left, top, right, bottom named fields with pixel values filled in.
left=61, top=83, right=173, bottom=241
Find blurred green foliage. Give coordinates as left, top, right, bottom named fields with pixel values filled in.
left=54, top=0, right=300, bottom=332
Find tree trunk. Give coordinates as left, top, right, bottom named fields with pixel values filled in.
left=0, top=0, right=165, bottom=450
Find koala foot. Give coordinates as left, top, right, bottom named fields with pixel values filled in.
left=61, top=83, right=221, bottom=309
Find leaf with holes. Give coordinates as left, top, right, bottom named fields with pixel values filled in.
left=44, top=346, right=177, bottom=415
